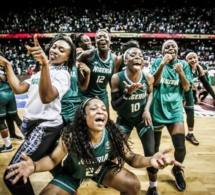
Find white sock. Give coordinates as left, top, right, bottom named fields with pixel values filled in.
left=149, top=181, right=157, bottom=188
left=3, top=137, right=11, bottom=147
left=188, top=131, right=194, bottom=134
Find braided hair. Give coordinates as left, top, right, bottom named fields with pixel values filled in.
left=61, top=98, right=133, bottom=171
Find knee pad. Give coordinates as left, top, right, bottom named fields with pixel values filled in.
left=147, top=166, right=158, bottom=174
left=185, top=108, right=194, bottom=128
left=0, top=118, right=7, bottom=131
left=171, top=134, right=186, bottom=163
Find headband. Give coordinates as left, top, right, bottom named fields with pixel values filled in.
left=162, top=40, right=178, bottom=53
left=185, top=52, right=197, bottom=60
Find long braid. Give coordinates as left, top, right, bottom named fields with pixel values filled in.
left=106, top=119, right=133, bottom=172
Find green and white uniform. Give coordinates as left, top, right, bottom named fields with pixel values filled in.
left=61, top=66, right=81, bottom=125
left=116, top=70, right=152, bottom=137
left=78, top=48, right=115, bottom=106
left=0, top=67, right=17, bottom=118
left=50, top=128, right=115, bottom=194
left=150, top=58, right=193, bottom=129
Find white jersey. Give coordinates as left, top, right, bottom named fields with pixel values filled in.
left=23, top=66, right=70, bottom=126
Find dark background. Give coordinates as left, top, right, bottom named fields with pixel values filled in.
left=1, top=0, right=213, bottom=12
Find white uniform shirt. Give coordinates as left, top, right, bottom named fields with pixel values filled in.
left=23, top=66, right=70, bottom=126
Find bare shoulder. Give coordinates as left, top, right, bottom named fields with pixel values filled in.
left=143, top=71, right=154, bottom=84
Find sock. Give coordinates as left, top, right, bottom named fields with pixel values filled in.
left=149, top=181, right=157, bottom=188
left=3, top=137, right=11, bottom=147
left=188, top=131, right=194, bottom=135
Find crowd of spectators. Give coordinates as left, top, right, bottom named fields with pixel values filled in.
left=0, top=0, right=214, bottom=77
left=0, top=38, right=214, bottom=77
left=0, top=2, right=214, bottom=34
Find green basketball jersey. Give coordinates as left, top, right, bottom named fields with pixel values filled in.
left=62, top=128, right=113, bottom=179
left=78, top=48, right=115, bottom=98
left=61, top=66, right=81, bottom=104
left=150, top=58, right=193, bottom=123
left=117, top=70, right=148, bottom=119
left=61, top=66, right=81, bottom=124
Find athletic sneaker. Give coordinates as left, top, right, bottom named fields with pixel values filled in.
left=10, top=134, right=23, bottom=141
left=186, top=133, right=199, bottom=145
left=171, top=167, right=186, bottom=191
left=0, top=144, right=14, bottom=153
left=146, top=187, right=159, bottom=195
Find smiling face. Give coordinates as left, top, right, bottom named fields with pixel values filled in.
left=84, top=98, right=108, bottom=132
left=186, top=52, right=198, bottom=69
left=162, top=40, right=178, bottom=60
left=79, top=35, right=92, bottom=51
left=124, top=48, right=144, bottom=73
left=95, top=30, right=110, bottom=51
left=49, top=40, right=71, bottom=65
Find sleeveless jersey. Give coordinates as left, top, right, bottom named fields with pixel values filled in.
left=150, top=58, right=193, bottom=123
left=78, top=48, right=115, bottom=98
left=62, top=128, right=113, bottom=179
left=61, top=65, right=81, bottom=104
left=117, top=70, right=148, bottom=119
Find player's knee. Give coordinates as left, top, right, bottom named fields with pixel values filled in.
left=126, top=174, right=141, bottom=195
left=0, top=118, right=7, bottom=131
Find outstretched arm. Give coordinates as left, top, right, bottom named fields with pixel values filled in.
left=125, top=147, right=184, bottom=170
left=0, top=57, right=29, bottom=94
left=5, top=137, right=67, bottom=185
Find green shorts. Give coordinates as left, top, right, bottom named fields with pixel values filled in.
left=0, top=89, right=17, bottom=117
left=116, top=116, right=154, bottom=137
left=50, top=160, right=117, bottom=194
left=61, top=102, right=80, bottom=125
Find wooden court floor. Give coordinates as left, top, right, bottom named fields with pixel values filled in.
left=1, top=90, right=215, bottom=195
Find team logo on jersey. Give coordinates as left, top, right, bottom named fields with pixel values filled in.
left=105, top=141, right=111, bottom=152
left=142, top=82, right=147, bottom=90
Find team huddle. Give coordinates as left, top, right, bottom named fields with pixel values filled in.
left=1, top=30, right=215, bottom=195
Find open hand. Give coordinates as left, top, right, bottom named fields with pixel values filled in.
left=150, top=148, right=185, bottom=170
left=5, top=152, right=35, bottom=185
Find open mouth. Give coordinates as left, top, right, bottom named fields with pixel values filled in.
left=95, top=117, right=105, bottom=125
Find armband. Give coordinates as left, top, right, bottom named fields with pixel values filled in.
left=123, top=92, right=131, bottom=100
